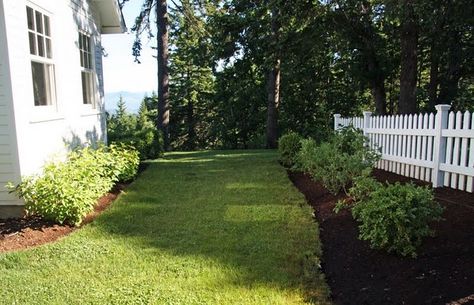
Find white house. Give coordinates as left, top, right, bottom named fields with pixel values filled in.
left=0, top=0, right=125, bottom=218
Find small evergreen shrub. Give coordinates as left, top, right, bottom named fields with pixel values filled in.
left=351, top=182, right=444, bottom=257
left=8, top=145, right=139, bottom=226
left=107, top=98, right=163, bottom=160
left=278, top=132, right=303, bottom=167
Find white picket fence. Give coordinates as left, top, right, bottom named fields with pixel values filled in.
left=334, top=104, right=474, bottom=193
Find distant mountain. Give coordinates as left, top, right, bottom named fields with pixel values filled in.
left=105, top=91, right=151, bottom=114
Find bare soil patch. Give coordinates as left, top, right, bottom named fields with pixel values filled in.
left=0, top=183, right=127, bottom=253
left=289, top=169, right=474, bottom=305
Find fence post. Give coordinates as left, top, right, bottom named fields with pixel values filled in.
left=334, top=114, right=341, bottom=131
left=432, top=104, right=451, bottom=188
left=363, top=111, right=372, bottom=137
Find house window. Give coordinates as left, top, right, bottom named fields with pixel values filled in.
left=79, top=32, right=96, bottom=106
left=27, top=6, right=55, bottom=106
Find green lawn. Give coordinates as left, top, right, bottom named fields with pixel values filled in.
left=0, top=150, right=330, bottom=305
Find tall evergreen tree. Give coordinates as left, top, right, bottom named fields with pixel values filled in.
left=120, top=0, right=170, bottom=150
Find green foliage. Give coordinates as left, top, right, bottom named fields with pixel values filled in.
left=107, top=96, right=137, bottom=144
left=7, top=145, right=139, bottom=226
left=295, top=138, right=320, bottom=173
left=119, top=0, right=473, bottom=150
left=278, top=132, right=303, bottom=167
left=107, top=97, right=163, bottom=159
left=351, top=182, right=444, bottom=257
left=108, top=143, right=140, bottom=182
left=297, top=127, right=380, bottom=194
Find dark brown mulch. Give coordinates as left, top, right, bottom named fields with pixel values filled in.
left=0, top=183, right=127, bottom=253
left=289, top=169, right=474, bottom=305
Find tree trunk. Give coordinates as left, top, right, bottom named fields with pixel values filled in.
left=398, top=0, right=418, bottom=114
left=266, top=60, right=281, bottom=149
left=438, top=31, right=462, bottom=105
left=363, top=24, right=387, bottom=115
left=428, top=40, right=440, bottom=110
left=266, top=6, right=280, bottom=149
left=157, top=0, right=170, bottom=150
left=186, top=101, right=196, bottom=150
left=366, top=52, right=387, bottom=115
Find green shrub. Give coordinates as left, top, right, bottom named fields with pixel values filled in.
left=351, top=182, right=443, bottom=257
left=7, top=145, right=140, bottom=226
left=278, top=132, right=303, bottom=167
left=297, top=127, right=380, bottom=195
left=295, top=138, right=319, bottom=173
left=108, top=143, right=140, bottom=182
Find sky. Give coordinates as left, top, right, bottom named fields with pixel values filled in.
left=101, top=2, right=157, bottom=94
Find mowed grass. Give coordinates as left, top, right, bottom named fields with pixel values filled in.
left=0, top=150, right=330, bottom=305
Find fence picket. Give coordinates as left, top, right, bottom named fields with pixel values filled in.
left=406, top=114, right=413, bottom=176
left=444, top=112, right=455, bottom=186
left=451, top=112, right=462, bottom=189
left=427, top=113, right=435, bottom=181
left=421, top=113, right=431, bottom=181
left=458, top=111, right=470, bottom=191
left=467, top=114, right=474, bottom=192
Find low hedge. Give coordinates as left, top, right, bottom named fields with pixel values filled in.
left=8, top=144, right=139, bottom=226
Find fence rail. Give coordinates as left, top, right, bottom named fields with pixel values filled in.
left=334, top=104, right=474, bottom=193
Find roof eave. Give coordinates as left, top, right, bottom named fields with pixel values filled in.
left=94, top=0, right=127, bottom=34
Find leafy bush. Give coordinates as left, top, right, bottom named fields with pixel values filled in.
left=295, top=138, right=319, bottom=173
left=108, top=143, right=140, bottom=182
left=8, top=145, right=139, bottom=226
left=297, top=126, right=380, bottom=194
left=351, top=182, right=443, bottom=257
left=278, top=132, right=303, bottom=167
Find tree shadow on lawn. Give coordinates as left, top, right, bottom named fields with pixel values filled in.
left=93, top=150, right=329, bottom=302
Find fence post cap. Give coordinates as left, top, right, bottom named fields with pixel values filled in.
left=435, top=104, right=451, bottom=111
left=334, top=114, right=341, bottom=118
left=363, top=111, right=372, bottom=116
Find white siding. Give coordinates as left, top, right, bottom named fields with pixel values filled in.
left=1, top=0, right=107, bottom=181
left=0, top=0, right=22, bottom=205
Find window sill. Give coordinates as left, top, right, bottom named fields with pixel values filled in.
left=80, top=109, right=102, bottom=117
left=29, top=115, right=65, bottom=124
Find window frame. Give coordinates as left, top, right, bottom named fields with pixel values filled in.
left=78, top=31, right=97, bottom=108
left=27, top=5, right=57, bottom=110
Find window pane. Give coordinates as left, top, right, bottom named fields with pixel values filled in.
left=35, top=11, right=43, bottom=34
left=31, top=62, right=51, bottom=106
left=81, top=71, right=95, bottom=105
left=81, top=71, right=88, bottom=104
left=84, top=35, right=89, bottom=52
left=45, top=38, right=52, bottom=58
left=37, top=35, right=44, bottom=57
left=84, top=52, right=91, bottom=69
left=79, top=33, right=83, bottom=50
left=44, top=16, right=50, bottom=36
left=88, top=73, right=94, bottom=105
left=82, top=34, right=87, bottom=51
left=29, top=32, right=36, bottom=55
left=27, top=7, right=34, bottom=30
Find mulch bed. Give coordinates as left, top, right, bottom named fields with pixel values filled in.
left=0, top=183, right=127, bottom=253
left=289, top=169, right=474, bottom=305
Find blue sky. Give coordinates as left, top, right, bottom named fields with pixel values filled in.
left=102, top=2, right=158, bottom=94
